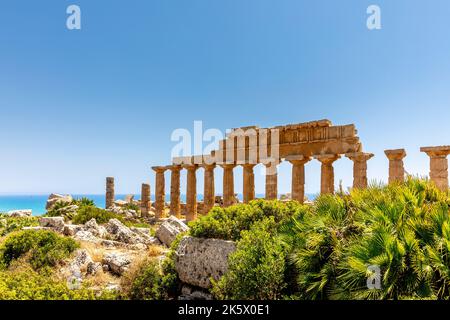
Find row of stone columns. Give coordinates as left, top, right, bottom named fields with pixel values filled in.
left=385, top=146, right=450, bottom=193
left=105, top=177, right=152, bottom=217
left=151, top=151, right=375, bottom=221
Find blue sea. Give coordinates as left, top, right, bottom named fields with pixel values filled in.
left=0, top=193, right=317, bottom=216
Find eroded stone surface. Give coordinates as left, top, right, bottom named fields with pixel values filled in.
left=46, top=194, right=73, bottom=211
left=175, top=236, right=236, bottom=289
left=39, top=216, right=65, bottom=233
left=8, top=209, right=32, bottom=217
left=155, top=216, right=189, bottom=247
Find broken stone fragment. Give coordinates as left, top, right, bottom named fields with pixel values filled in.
left=102, top=253, right=132, bottom=275
left=39, top=216, right=65, bottom=233
left=46, top=193, right=73, bottom=211
left=7, top=209, right=32, bottom=217
left=155, top=215, right=189, bottom=247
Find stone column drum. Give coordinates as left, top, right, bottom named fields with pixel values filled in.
left=184, top=164, right=198, bottom=221
left=202, top=164, right=216, bottom=215
left=346, top=152, right=374, bottom=189
left=140, top=183, right=151, bottom=218
left=106, top=177, right=115, bottom=209
left=384, top=149, right=407, bottom=184
left=221, top=164, right=236, bottom=207
left=286, top=155, right=311, bottom=203
left=242, top=164, right=256, bottom=203
left=152, top=166, right=167, bottom=219
left=169, top=166, right=182, bottom=218
left=420, top=146, right=450, bottom=192
left=315, top=154, right=341, bottom=194
left=264, top=161, right=279, bottom=200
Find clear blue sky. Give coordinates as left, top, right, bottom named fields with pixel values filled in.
left=1, top=0, right=449, bottom=196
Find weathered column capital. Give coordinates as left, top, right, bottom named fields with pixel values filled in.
left=167, top=165, right=182, bottom=172
left=286, top=155, right=312, bottom=165
left=200, top=163, right=216, bottom=171
left=420, top=146, right=450, bottom=158
left=314, top=154, right=341, bottom=164
left=152, top=166, right=168, bottom=173
left=219, top=163, right=237, bottom=170
left=346, top=152, right=374, bottom=162
left=241, top=163, right=257, bottom=169
left=384, top=149, right=407, bottom=161
left=182, top=164, right=199, bottom=172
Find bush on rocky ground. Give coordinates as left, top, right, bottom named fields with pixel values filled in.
left=0, top=229, right=79, bottom=270
left=189, top=199, right=308, bottom=241
left=0, top=215, right=39, bottom=236
left=72, top=206, right=125, bottom=225
left=0, top=264, right=116, bottom=300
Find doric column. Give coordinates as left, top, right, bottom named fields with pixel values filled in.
left=220, top=164, right=236, bottom=207
left=140, top=183, right=151, bottom=218
left=183, top=164, right=198, bottom=221
left=242, top=164, right=256, bottom=203
left=105, top=177, right=114, bottom=209
left=169, top=165, right=181, bottom=218
left=420, top=146, right=450, bottom=192
left=384, top=149, right=407, bottom=184
left=315, top=154, right=341, bottom=194
left=152, top=166, right=167, bottom=219
left=286, top=155, right=311, bottom=203
left=346, top=152, right=374, bottom=189
left=264, top=160, right=279, bottom=200
left=201, top=164, right=216, bottom=215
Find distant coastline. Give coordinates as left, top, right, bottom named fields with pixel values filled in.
left=0, top=193, right=318, bottom=215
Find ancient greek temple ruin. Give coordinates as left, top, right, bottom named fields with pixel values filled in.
left=152, top=119, right=371, bottom=221
left=105, top=120, right=450, bottom=222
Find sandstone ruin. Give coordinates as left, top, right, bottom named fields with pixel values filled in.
left=103, top=120, right=449, bottom=222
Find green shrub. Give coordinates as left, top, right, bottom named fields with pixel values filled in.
left=0, top=266, right=115, bottom=300
left=284, top=178, right=450, bottom=300
left=0, top=216, right=39, bottom=236
left=0, top=230, right=79, bottom=270
left=212, top=217, right=289, bottom=299
left=122, top=259, right=164, bottom=300
left=72, top=206, right=124, bottom=225
left=122, top=202, right=141, bottom=212
left=189, top=199, right=307, bottom=241
left=121, top=234, right=184, bottom=300
left=73, top=197, right=95, bottom=207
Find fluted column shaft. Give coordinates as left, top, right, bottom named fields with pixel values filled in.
left=346, top=152, right=374, bottom=189
left=105, top=177, right=115, bottom=209
left=265, top=162, right=279, bottom=200
left=221, top=164, right=236, bottom=207
left=287, top=156, right=311, bottom=203
left=421, top=146, right=450, bottom=192
left=202, top=164, right=216, bottom=214
left=169, top=166, right=181, bottom=218
left=242, top=164, right=256, bottom=203
left=385, top=149, right=407, bottom=184
left=140, top=183, right=151, bottom=218
left=184, top=165, right=198, bottom=221
left=315, top=155, right=341, bottom=194
left=152, top=167, right=167, bottom=219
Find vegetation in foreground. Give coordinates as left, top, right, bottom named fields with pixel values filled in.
left=190, top=178, right=450, bottom=300
left=0, top=178, right=449, bottom=300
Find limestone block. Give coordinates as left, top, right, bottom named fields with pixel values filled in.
left=39, top=216, right=65, bottom=233
left=155, top=215, right=189, bottom=247
left=175, top=236, right=236, bottom=289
